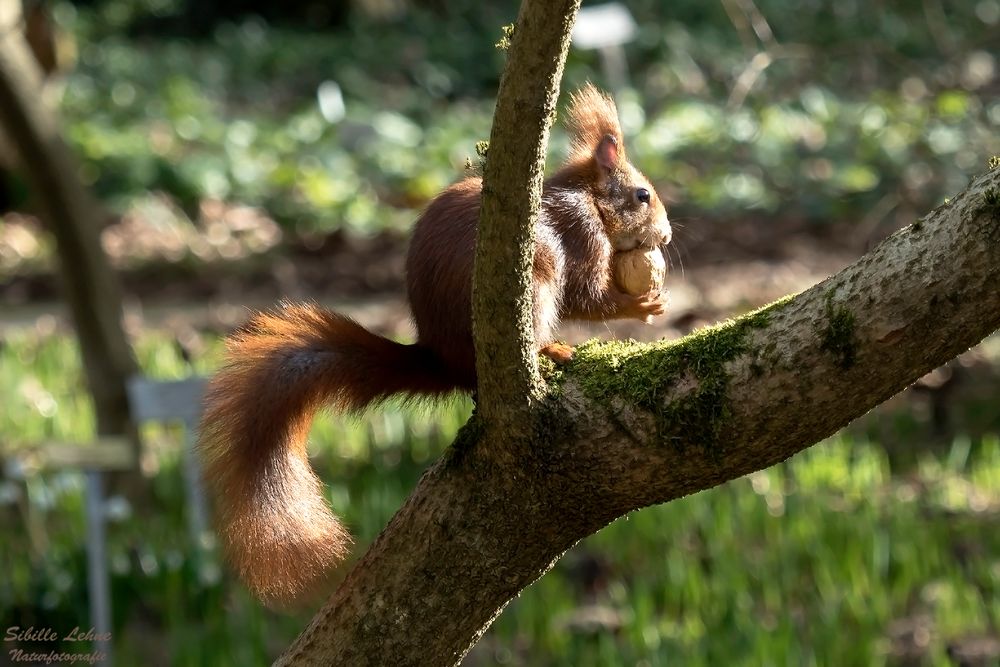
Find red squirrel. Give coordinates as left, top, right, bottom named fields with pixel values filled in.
left=198, top=84, right=671, bottom=606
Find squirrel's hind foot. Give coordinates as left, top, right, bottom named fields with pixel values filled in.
left=540, top=342, right=575, bottom=365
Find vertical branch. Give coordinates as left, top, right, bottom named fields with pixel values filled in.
left=276, top=3, right=583, bottom=664
left=472, top=0, right=582, bottom=427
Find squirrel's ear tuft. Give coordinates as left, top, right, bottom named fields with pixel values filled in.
left=566, top=83, right=624, bottom=168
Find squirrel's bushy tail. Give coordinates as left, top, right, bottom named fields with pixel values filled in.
left=198, top=302, right=458, bottom=607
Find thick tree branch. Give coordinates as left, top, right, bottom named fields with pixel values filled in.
left=472, top=0, right=581, bottom=428
left=277, top=166, right=1000, bottom=663
left=555, top=168, right=1000, bottom=516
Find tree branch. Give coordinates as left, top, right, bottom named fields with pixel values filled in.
left=276, top=169, right=1000, bottom=664
left=472, top=0, right=581, bottom=428
left=555, top=169, right=1000, bottom=516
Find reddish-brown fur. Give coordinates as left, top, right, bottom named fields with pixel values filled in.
left=199, top=306, right=458, bottom=606
left=198, top=84, right=672, bottom=607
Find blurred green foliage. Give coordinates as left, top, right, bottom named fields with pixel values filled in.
left=3, top=2, right=1000, bottom=664
left=44, top=0, right=999, bottom=241
left=2, top=330, right=999, bottom=664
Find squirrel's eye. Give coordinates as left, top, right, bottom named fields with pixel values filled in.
left=635, top=188, right=651, bottom=204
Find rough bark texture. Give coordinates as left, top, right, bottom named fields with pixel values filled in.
left=0, top=28, right=137, bottom=439
left=472, top=0, right=582, bottom=429
left=276, top=164, right=1000, bottom=663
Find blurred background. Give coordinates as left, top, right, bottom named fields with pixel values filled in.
left=0, top=0, right=998, bottom=665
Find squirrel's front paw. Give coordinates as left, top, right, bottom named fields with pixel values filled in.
left=628, top=293, right=667, bottom=324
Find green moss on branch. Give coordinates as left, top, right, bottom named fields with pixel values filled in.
left=495, top=24, right=515, bottom=51
left=819, top=292, right=857, bottom=370
left=982, top=187, right=1000, bottom=223
left=556, top=297, right=792, bottom=453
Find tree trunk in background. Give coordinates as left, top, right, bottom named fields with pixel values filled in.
left=0, top=0, right=22, bottom=169
left=0, top=0, right=62, bottom=168
left=0, top=18, right=138, bottom=450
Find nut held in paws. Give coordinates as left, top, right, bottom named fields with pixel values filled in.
left=613, top=247, right=667, bottom=296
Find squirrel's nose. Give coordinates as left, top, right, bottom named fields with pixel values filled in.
left=655, top=215, right=672, bottom=246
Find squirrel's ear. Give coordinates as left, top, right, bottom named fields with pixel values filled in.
left=594, top=134, right=619, bottom=171
left=566, top=83, right=625, bottom=170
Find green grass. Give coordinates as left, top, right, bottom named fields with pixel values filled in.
left=1, top=329, right=998, bottom=666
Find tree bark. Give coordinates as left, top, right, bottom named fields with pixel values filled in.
left=0, top=24, right=138, bottom=441
left=472, top=0, right=581, bottom=429
left=276, top=117, right=1000, bottom=667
